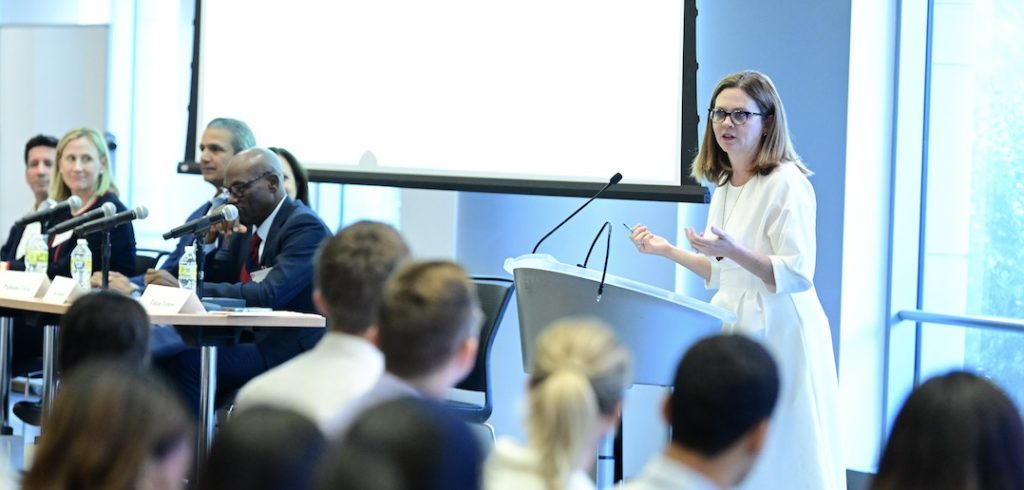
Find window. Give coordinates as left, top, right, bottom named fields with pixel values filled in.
left=917, top=0, right=1024, bottom=406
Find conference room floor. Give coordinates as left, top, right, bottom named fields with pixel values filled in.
left=0, top=388, right=41, bottom=486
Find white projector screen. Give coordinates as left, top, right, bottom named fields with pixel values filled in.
left=187, top=0, right=703, bottom=202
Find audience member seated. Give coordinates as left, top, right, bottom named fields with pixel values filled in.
left=201, top=405, right=327, bottom=490
left=159, top=147, right=331, bottom=414
left=315, top=397, right=483, bottom=490
left=322, top=260, right=482, bottom=436
left=21, top=362, right=192, bottom=490
left=270, top=146, right=310, bottom=206
left=234, top=221, right=410, bottom=423
left=870, top=371, right=1024, bottom=490
left=624, top=334, right=780, bottom=490
left=47, top=127, right=136, bottom=278
left=2, top=134, right=57, bottom=378
left=14, top=289, right=152, bottom=425
left=484, top=319, right=632, bottom=490
left=134, top=117, right=256, bottom=291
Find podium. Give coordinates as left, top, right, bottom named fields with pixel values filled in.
left=505, top=254, right=735, bottom=387
left=505, top=254, right=736, bottom=485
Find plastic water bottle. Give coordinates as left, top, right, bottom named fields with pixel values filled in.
left=25, top=235, right=49, bottom=275
left=70, top=239, right=92, bottom=290
left=179, top=245, right=197, bottom=291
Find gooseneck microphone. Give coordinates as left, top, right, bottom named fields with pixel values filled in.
left=162, top=204, right=238, bottom=240
left=531, top=173, right=623, bottom=254
left=47, top=202, right=117, bottom=236
left=75, top=206, right=149, bottom=236
left=15, top=195, right=82, bottom=226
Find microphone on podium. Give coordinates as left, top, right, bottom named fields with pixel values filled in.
left=75, top=206, right=149, bottom=236
left=162, top=205, right=238, bottom=240
left=531, top=173, right=622, bottom=254
left=48, top=202, right=117, bottom=236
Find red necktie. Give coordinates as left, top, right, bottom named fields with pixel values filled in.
left=240, top=234, right=262, bottom=283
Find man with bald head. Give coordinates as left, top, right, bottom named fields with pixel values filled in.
left=161, top=147, right=331, bottom=411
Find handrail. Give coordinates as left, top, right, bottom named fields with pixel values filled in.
left=897, top=309, right=1024, bottom=334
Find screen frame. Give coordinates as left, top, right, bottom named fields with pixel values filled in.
left=181, top=0, right=706, bottom=204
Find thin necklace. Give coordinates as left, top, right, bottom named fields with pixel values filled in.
left=721, top=182, right=747, bottom=231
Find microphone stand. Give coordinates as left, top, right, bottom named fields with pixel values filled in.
left=193, top=234, right=207, bottom=299
left=102, top=230, right=112, bottom=289
left=531, top=173, right=622, bottom=254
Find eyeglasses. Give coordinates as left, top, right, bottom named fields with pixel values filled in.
left=223, top=171, right=274, bottom=198
left=708, top=108, right=769, bottom=125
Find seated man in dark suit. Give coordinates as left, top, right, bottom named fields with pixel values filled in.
left=159, top=147, right=331, bottom=412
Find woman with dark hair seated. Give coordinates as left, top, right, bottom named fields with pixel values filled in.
left=871, top=371, right=1024, bottom=490
left=270, top=146, right=310, bottom=206
left=316, top=397, right=483, bottom=490
left=14, top=289, right=151, bottom=425
left=200, top=406, right=327, bottom=490
left=22, top=362, right=192, bottom=490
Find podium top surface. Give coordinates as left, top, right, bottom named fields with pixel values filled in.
left=505, top=254, right=736, bottom=324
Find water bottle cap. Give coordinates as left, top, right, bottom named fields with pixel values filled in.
left=185, top=245, right=195, bottom=253
left=77, top=239, right=88, bottom=245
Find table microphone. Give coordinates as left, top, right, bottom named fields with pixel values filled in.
left=531, top=173, right=622, bottom=254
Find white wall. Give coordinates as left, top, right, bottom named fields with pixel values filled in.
left=0, top=25, right=108, bottom=237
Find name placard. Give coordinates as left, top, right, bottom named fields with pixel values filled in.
left=0, top=270, right=51, bottom=299
left=139, top=284, right=206, bottom=315
left=42, top=276, right=85, bottom=304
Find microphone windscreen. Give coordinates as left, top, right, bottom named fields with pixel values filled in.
left=67, top=195, right=83, bottom=210
left=610, top=172, right=623, bottom=184
left=100, top=202, right=117, bottom=217
left=222, top=204, right=239, bottom=221
left=38, top=200, right=54, bottom=212
left=134, top=206, right=150, bottom=220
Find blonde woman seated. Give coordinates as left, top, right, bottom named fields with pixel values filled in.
left=485, top=319, right=632, bottom=490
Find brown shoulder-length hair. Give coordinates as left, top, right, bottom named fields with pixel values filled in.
left=691, top=70, right=810, bottom=186
left=22, top=362, right=192, bottom=490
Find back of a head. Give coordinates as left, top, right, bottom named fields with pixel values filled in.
left=670, top=334, right=779, bottom=457
left=201, top=406, right=327, bottom=490
left=315, top=397, right=482, bottom=490
left=58, top=290, right=151, bottom=374
left=314, top=221, right=410, bottom=335
left=23, top=361, right=192, bottom=490
left=526, top=319, right=633, bottom=490
left=872, top=371, right=1024, bottom=490
left=377, top=261, right=482, bottom=379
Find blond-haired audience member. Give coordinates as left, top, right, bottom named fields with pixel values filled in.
left=484, top=319, right=632, bottom=490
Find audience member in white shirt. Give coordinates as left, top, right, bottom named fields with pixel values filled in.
left=322, top=260, right=483, bottom=437
left=484, top=319, right=633, bottom=490
left=625, top=335, right=779, bottom=490
left=233, top=221, right=411, bottom=424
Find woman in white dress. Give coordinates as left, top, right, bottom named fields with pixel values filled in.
left=484, top=319, right=632, bottom=490
left=630, top=70, right=844, bottom=490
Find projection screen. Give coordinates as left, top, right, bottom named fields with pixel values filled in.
left=184, top=0, right=704, bottom=202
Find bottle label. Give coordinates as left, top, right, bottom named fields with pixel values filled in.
left=27, top=249, right=48, bottom=269
left=73, top=258, right=92, bottom=273
left=179, top=264, right=196, bottom=280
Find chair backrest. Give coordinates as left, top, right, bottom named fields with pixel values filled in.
left=455, top=277, right=514, bottom=395
left=135, top=248, right=172, bottom=275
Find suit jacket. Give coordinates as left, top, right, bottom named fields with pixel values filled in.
left=203, top=197, right=330, bottom=368
left=0, top=222, right=27, bottom=263
left=48, top=192, right=137, bottom=279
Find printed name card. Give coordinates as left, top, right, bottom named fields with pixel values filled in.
left=140, top=285, right=207, bottom=315
left=42, top=276, right=84, bottom=304
left=0, top=270, right=51, bottom=299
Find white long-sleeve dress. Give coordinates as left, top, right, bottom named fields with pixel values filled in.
left=703, top=161, right=845, bottom=490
